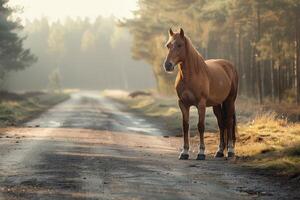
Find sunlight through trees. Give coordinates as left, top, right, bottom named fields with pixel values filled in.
left=124, top=0, right=300, bottom=104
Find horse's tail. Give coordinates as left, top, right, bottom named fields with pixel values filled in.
left=233, top=111, right=237, bottom=146
left=222, top=103, right=228, bottom=151
left=222, top=104, right=237, bottom=151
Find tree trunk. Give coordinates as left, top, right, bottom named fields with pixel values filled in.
left=278, top=42, right=282, bottom=103
left=270, top=40, right=275, bottom=101
left=256, top=4, right=263, bottom=104
left=250, top=43, right=256, bottom=97
left=237, top=26, right=243, bottom=95
left=296, top=11, right=300, bottom=105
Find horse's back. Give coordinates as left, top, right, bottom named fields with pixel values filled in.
left=205, top=59, right=237, bottom=105
left=208, top=59, right=237, bottom=78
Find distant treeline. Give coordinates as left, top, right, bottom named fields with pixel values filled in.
left=1, top=0, right=154, bottom=91
left=124, top=0, right=300, bottom=104
left=4, top=17, right=154, bottom=91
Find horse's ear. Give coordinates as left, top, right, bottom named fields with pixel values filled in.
left=180, top=28, right=184, bottom=38
left=169, top=28, right=174, bottom=36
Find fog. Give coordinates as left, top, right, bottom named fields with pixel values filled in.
left=4, top=17, right=155, bottom=91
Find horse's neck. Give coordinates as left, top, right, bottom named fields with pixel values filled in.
left=178, top=62, right=191, bottom=83
left=178, top=46, right=208, bottom=83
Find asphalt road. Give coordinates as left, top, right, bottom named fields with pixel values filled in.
left=0, top=92, right=298, bottom=200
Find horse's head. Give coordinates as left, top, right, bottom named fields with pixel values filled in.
left=163, top=28, right=186, bottom=73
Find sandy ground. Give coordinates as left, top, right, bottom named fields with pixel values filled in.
left=0, top=92, right=299, bottom=200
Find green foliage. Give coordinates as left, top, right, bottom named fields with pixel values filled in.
left=0, top=0, right=37, bottom=80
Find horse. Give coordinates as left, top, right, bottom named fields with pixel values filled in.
left=163, top=28, right=238, bottom=160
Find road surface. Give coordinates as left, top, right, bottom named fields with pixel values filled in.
left=0, top=92, right=298, bottom=200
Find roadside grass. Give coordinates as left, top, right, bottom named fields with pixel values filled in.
left=0, top=91, right=69, bottom=126
left=236, top=112, right=300, bottom=176
left=113, top=93, right=202, bottom=134
left=105, top=90, right=300, bottom=177
left=126, top=95, right=185, bottom=132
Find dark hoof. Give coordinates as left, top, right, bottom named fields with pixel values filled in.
left=215, top=151, right=224, bottom=158
left=196, top=154, right=206, bottom=160
left=227, top=152, right=235, bottom=158
left=179, top=153, right=189, bottom=160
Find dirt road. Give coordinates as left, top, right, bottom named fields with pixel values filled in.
left=0, top=92, right=298, bottom=200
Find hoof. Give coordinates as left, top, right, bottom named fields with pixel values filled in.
left=179, top=153, right=189, bottom=160
left=215, top=151, right=224, bottom=158
left=227, top=152, right=235, bottom=158
left=196, top=154, right=206, bottom=160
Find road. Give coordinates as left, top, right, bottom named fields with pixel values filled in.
left=0, top=92, right=298, bottom=200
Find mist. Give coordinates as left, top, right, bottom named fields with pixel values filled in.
left=4, top=17, right=155, bottom=91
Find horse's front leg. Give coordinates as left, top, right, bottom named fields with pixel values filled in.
left=213, top=105, right=225, bottom=158
left=178, top=100, right=190, bottom=160
left=197, top=99, right=206, bottom=160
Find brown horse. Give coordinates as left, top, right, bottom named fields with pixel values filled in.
left=164, top=28, right=238, bottom=160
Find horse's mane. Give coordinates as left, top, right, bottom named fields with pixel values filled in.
left=184, top=36, right=207, bottom=74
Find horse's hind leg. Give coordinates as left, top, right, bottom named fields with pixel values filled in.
left=178, top=100, right=190, bottom=160
left=213, top=105, right=225, bottom=158
left=223, top=99, right=235, bottom=158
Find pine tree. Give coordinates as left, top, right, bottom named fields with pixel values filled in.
left=0, top=0, right=36, bottom=80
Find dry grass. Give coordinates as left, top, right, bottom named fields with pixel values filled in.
left=0, top=92, right=69, bottom=126
left=235, top=112, right=300, bottom=176
left=237, top=112, right=300, bottom=156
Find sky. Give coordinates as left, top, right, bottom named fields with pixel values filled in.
left=8, top=0, right=138, bottom=23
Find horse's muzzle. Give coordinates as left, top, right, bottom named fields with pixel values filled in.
left=164, top=61, right=174, bottom=72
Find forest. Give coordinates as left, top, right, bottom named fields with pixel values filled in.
left=1, top=0, right=300, bottom=104
left=0, top=0, right=154, bottom=91
left=124, top=0, right=300, bottom=104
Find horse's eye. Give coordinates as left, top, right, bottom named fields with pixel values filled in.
left=177, top=44, right=182, bottom=48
